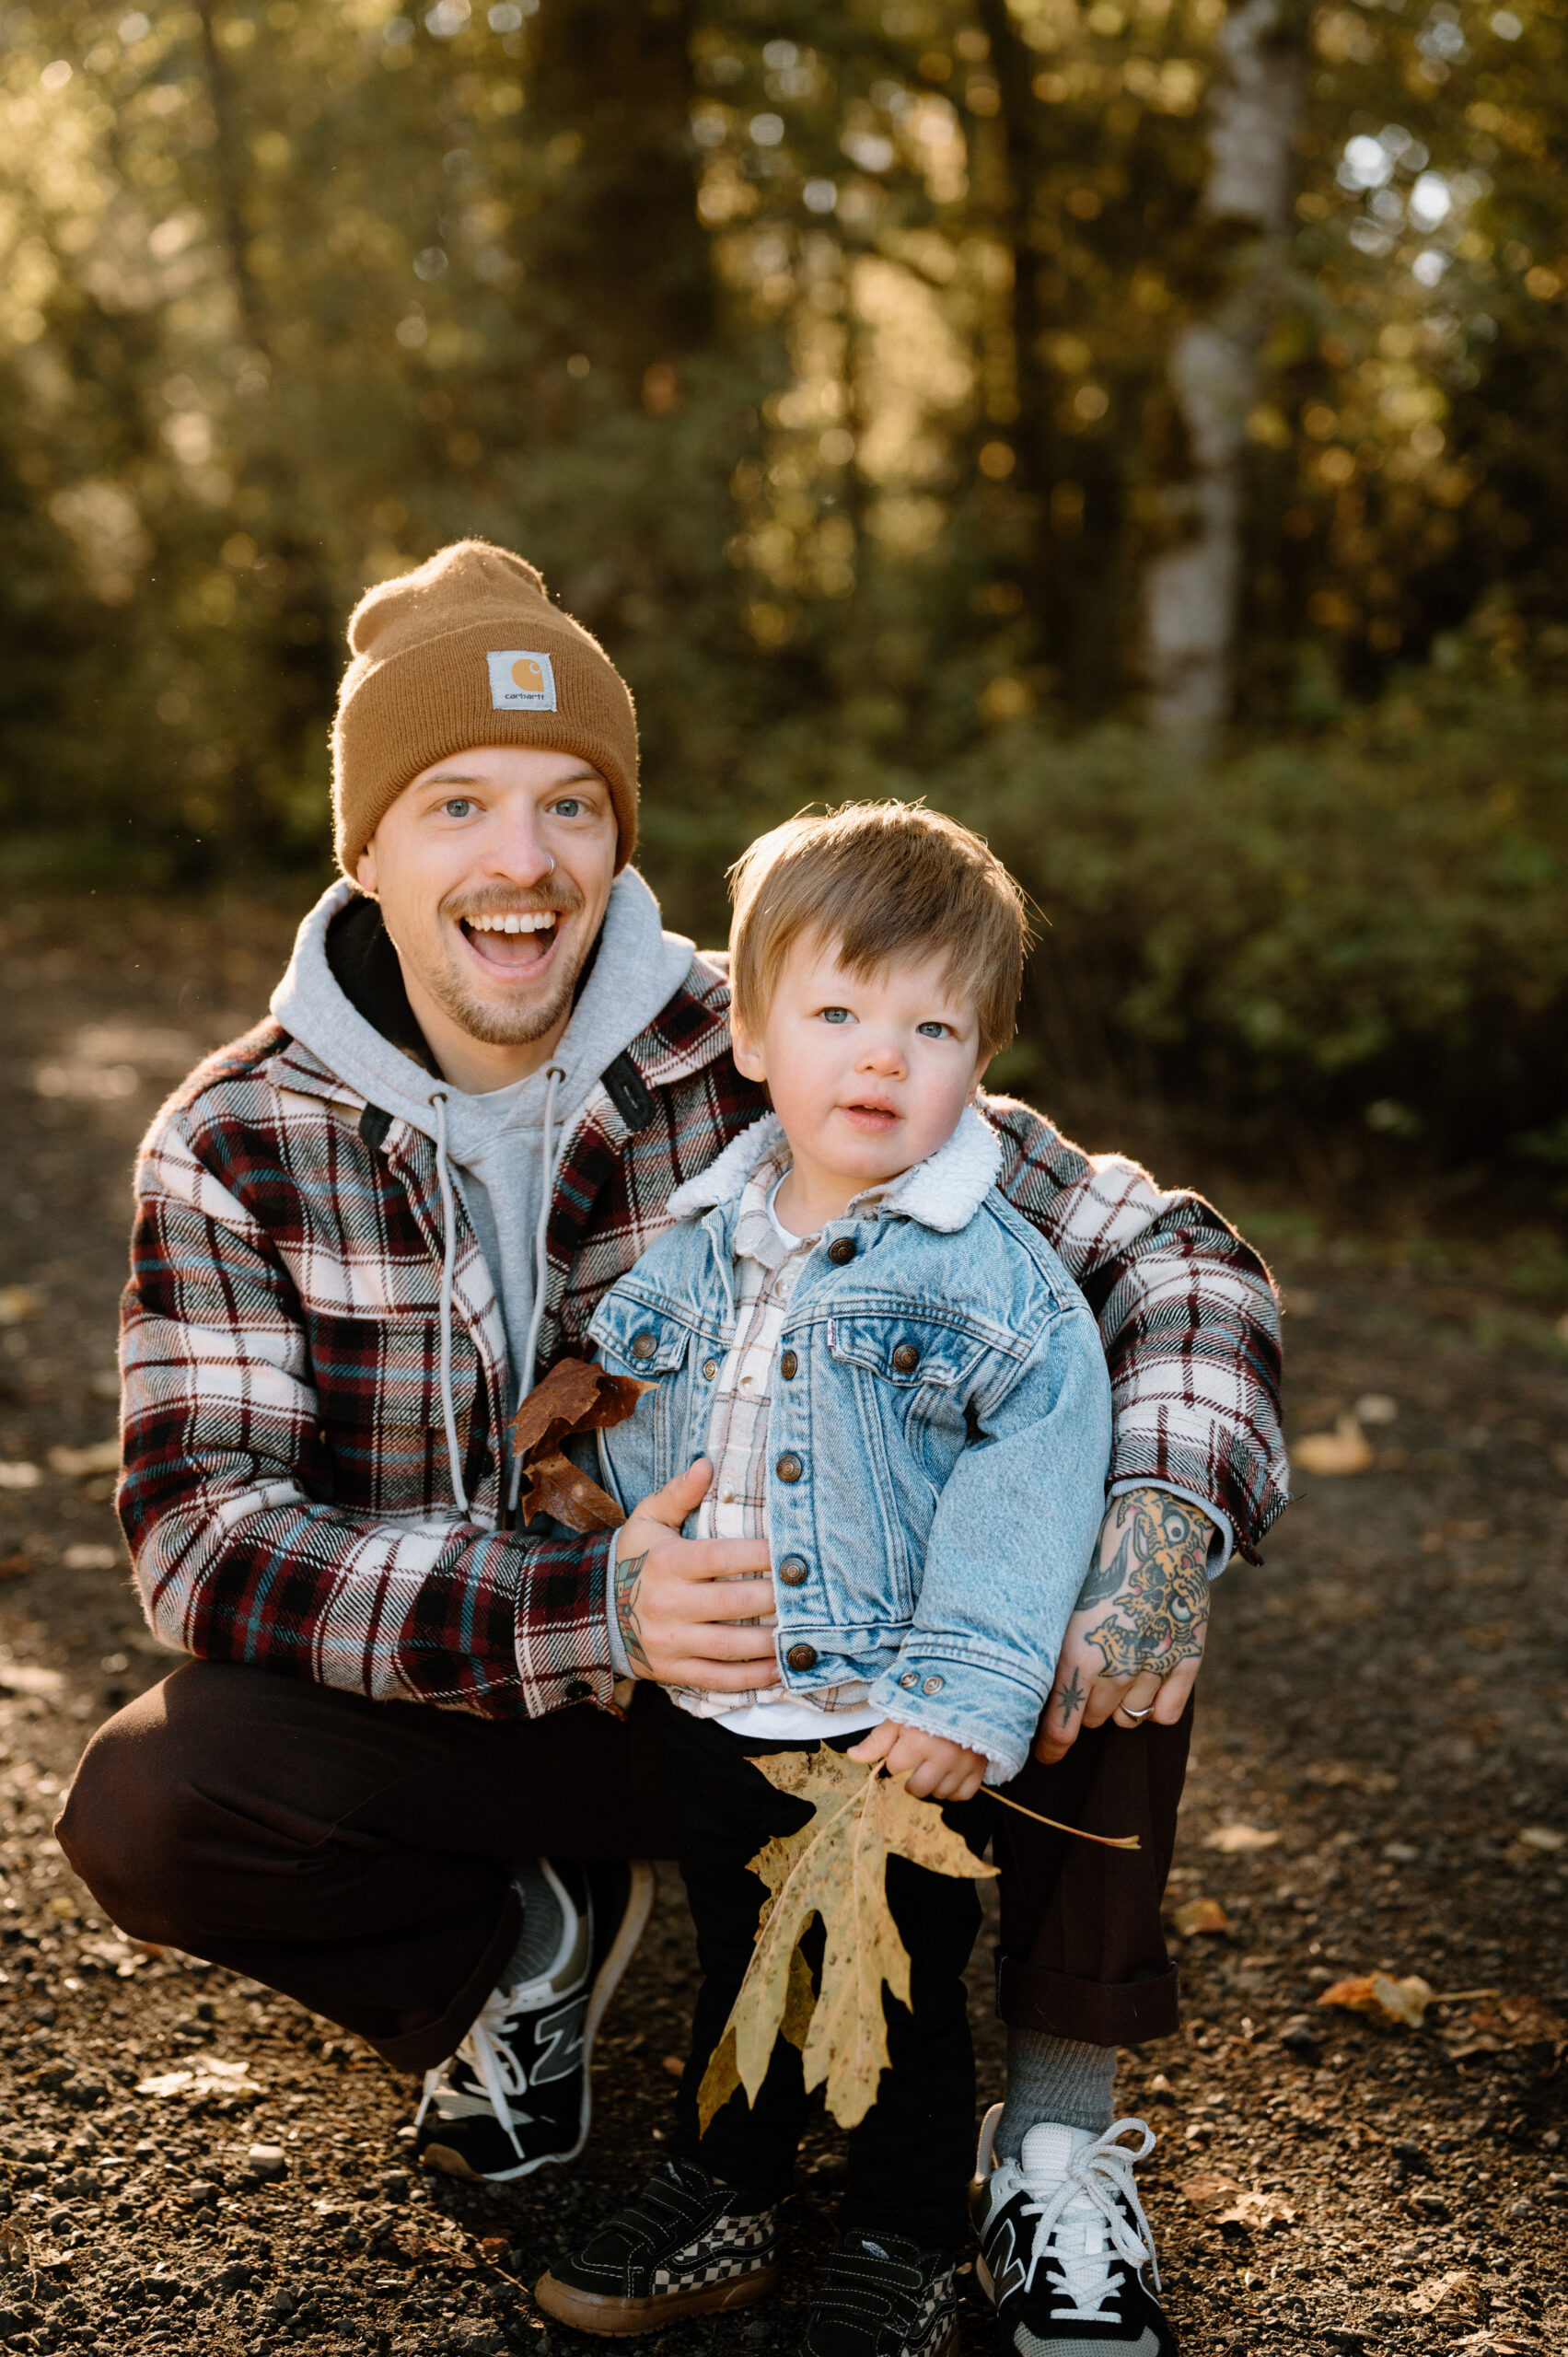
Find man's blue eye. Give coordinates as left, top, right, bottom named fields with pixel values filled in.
left=442, top=798, right=472, bottom=819
left=552, top=797, right=583, bottom=818
left=820, top=1006, right=852, bottom=1024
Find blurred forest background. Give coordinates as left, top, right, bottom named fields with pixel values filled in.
left=3, top=0, right=1568, bottom=1223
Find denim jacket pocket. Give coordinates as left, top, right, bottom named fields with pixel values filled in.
left=822, top=1312, right=998, bottom=1392
left=588, top=1290, right=713, bottom=1494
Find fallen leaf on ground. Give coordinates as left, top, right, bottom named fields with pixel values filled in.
left=1450, top=2335, right=1533, bottom=2355
left=0, top=2222, right=28, bottom=2269
left=508, top=1359, right=654, bottom=1533
left=1216, top=2189, right=1296, bottom=2230
left=46, top=1439, right=120, bottom=1478
left=1446, top=1992, right=1568, bottom=2059
left=1179, top=2172, right=1244, bottom=2209
left=1291, top=1414, right=1375, bottom=1476
left=1516, top=1824, right=1565, bottom=1853
left=0, top=1553, right=31, bottom=1581
left=1171, top=1897, right=1234, bottom=1937
left=0, top=1659, right=63, bottom=1699
left=697, top=1749, right=996, bottom=2132
left=1406, top=2269, right=1481, bottom=2316
left=1203, top=1822, right=1282, bottom=1853
left=136, top=2053, right=262, bottom=2099
left=1317, top=1973, right=1500, bottom=2030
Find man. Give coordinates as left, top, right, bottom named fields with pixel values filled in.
left=59, top=542, right=1287, bottom=2357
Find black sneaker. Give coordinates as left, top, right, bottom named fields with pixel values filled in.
left=972, top=2104, right=1176, bottom=2355
left=798, top=2228, right=959, bottom=2357
left=416, top=1857, right=655, bottom=2183
left=535, top=2154, right=782, bottom=2334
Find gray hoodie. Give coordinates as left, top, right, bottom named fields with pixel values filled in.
left=272, top=868, right=697, bottom=1448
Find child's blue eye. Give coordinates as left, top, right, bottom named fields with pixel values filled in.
left=820, top=1007, right=853, bottom=1024
left=915, top=1021, right=950, bottom=1039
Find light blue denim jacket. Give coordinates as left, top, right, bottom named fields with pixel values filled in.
left=588, top=1107, right=1112, bottom=1783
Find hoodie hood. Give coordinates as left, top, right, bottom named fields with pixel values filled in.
left=271, top=868, right=694, bottom=1138
left=271, top=868, right=698, bottom=1518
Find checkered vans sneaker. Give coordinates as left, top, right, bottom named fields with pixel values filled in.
left=798, top=2229, right=959, bottom=2357
left=534, top=2155, right=782, bottom=2335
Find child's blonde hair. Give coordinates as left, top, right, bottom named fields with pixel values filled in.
left=727, top=800, right=1033, bottom=1062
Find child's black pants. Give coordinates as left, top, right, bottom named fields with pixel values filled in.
left=654, top=1693, right=989, bottom=2255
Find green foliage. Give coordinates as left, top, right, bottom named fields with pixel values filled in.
left=0, top=0, right=1565, bottom=1188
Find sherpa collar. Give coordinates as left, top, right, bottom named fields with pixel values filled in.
left=666, top=1103, right=1003, bottom=1236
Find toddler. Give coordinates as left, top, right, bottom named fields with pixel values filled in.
left=536, top=803, right=1111, bottom=2357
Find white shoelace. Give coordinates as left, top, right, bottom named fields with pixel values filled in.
left=1016, top=2119, right=1160, bottom=2324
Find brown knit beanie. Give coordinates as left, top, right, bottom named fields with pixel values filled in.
left=331, top=539, right=639, bottom=877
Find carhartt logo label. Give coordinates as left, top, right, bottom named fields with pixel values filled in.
left=486, top=650, right=557, bottom=711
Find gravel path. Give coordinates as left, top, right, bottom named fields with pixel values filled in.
left=0, top=897, right=1564, bottom=2357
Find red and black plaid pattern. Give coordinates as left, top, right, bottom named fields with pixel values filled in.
left=119, top=959, right=1286, bottom=1723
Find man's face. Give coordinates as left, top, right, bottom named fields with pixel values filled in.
left=355, top=748, right=618, bottom=1057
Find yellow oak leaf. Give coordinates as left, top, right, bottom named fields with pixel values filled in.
left=698, top=1750, right=996, bottom=2134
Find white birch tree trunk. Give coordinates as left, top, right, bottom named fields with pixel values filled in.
left=1144, top=0, right=1303, bottom=743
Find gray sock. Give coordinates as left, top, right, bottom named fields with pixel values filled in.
left=993, top=2028, right=1117, bottom=2160
left=504, top=1861, right=566, bottom=1987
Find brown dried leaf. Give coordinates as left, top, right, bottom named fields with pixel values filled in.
left=1407, top=2270, right=1482, bottom=2317
left=1215, top=2190, right=1297, bottom=2230
left=0, top=2221, right=28, bottom=2270
left=1317, top=1972, right=1435, bottom=2028
left=697, top=1750, right=996, bottom=2134
left=1451, top=2335, right=1533, bottom=2356
left=1202, top=1822, right=1282, bottom=1854
left=509, top=1357, right=654, bottom=1463
left=1171, top=1897, right=1234, bottom=1938
left=1447, top=1991, right=1568, bottom=2059
left=517, top=1450, right=626, bottom=1534
left=1291, top=1413, right=1375, bottom=1476
left=1179, top=2172, right=1244, bottom=2210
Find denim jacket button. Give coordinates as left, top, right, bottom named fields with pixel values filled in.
left=780, top=1349, right=798, bottom=1379
left=702, top=1358, right=718, bottom=1379
left=775, top=1452, right=803, bottom=1482
left=778, top=1555, right=809, bottom=1585
left=630, top=1331, right=657, bottom=1360
left=786, top=1643, right=818, bottom=1672
left=891, top=1342, right=921, bottom=1374
left=827, top=1237, right=856, bottom=1265
left=922, top=1675, right=944, bottom=1694
left=899, top=1670, right=919, bottom=1689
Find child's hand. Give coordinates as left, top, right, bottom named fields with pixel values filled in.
left=847, top=1720, right=988, bottom=1803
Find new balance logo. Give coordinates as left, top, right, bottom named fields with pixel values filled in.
left=987, top=2212, right=1028, bottom=2305
left=529, top=1992, right=587, bottom=2085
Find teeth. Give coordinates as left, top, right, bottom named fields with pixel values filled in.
left=468, top=912, right=556, bottom=934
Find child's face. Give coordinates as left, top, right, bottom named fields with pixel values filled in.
left=731, top=933, right=987, bottom=1204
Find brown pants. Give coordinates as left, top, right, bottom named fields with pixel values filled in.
left=55, top=1661, right=1189, bottom=2074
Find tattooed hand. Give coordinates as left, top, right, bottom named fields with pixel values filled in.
left=610, top=1458, right=780, bottom=1690
left=1032, top=1488, right=1214, bottom=1763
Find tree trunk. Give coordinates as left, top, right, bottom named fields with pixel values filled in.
left=1143, top=0, right=1302, bottom=744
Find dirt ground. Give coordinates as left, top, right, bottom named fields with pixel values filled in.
left=0, top=894, right=1565, bottom=2357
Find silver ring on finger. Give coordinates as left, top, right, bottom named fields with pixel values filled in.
left=1121, top=1703, right=1154, bottom=1723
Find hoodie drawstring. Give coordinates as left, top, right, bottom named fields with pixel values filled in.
left=430, top=1089, right=471, bottom=1518
left=508, top=1062, right=564, bottom=1516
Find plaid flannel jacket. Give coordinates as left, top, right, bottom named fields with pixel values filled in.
left=119, top=953, right=1287, bottom=1721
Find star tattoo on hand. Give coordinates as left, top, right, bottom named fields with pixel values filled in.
left=1050, top=1667, right=1087, bottom=1724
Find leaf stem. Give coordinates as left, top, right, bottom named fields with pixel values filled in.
left=986, top=1787, right=1142, bottom=1850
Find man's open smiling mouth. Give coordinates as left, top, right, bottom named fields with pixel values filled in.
left=457, top=909, right=564, bottom=973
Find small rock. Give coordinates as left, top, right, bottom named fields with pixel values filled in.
left=246, top=2143, right=287, bottom=2180
left=1277, top=2014, right=1321, bottom=2057
left=379, top=2169, right=411, bottom=2202
left=1391, top=2139, right=1433, bottom=2176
